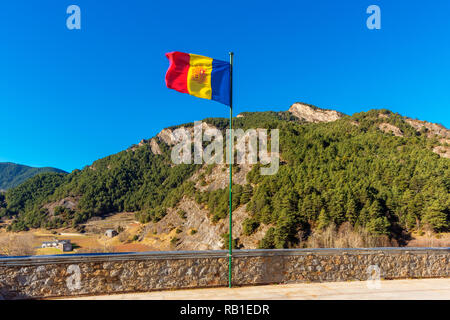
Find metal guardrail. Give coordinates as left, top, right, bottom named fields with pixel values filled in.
left=0, top=247, right=449, bottom=267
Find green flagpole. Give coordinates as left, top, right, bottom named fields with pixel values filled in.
left=228, top=51, right=234, bottom=288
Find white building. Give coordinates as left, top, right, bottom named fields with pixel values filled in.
left=41, top=239, right=72, bottom=252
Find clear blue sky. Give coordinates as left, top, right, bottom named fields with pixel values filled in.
left=1, top=0, right=449, bottom=172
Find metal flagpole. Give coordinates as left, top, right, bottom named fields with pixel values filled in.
left=228, top=51, right=234, bottom=288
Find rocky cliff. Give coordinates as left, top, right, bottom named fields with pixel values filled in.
left=288, top=103, right=344, bottom=123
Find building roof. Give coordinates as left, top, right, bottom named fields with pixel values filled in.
left=42, top=239, right=71, bottom=244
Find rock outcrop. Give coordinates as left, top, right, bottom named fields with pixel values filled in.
left=288, top=103, right=344, bottom=123
left=378, top=123, right=404, bottom=137
left=405, top=118, right=450, bottom=139
left=433, top=146, right=450, bottom=159
left=140, top=196, right=266, bottom=251
left=157, top=128, right=177, bottom=146
left=150, top=138, right=162, bottom=155
left=43, top=197, right=79, bottom=216
left=405, top=118, right=450, bottom=158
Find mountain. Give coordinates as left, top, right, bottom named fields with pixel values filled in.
left=0, top=163, right=67, bottom=191
left=0, top=103, right=449, bottom=249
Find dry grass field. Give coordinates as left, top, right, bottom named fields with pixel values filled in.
left=35, top=247, right=63, bottom=255
left=0, top=212, right=153, bottom=256
left=407, top=232, right=450, bottom=247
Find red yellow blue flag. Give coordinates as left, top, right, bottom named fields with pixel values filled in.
left=165, top=52, right=231, bottom=106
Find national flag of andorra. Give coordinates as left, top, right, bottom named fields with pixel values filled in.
left=165, top=52, right=231, bottom=106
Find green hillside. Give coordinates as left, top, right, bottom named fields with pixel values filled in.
left=0, top=163, right=67, bottom=190
left=0, top=106, right=448, bottom=248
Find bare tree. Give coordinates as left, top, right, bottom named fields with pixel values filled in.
left=0, top=233, right=36, bottom=256
left=306, top=223, right=395, bottom=248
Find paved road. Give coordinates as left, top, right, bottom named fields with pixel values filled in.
left=62, top=278, right=450, bottom=300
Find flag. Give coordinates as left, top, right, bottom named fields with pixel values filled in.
left=165, top=51, right=230, bottom=106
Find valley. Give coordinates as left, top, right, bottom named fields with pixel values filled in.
left=0, top=102, right=449, bottom=255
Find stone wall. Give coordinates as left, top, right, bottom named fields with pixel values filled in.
left=0, top=248, right=448, bottom=299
